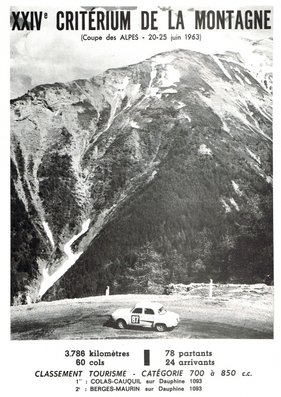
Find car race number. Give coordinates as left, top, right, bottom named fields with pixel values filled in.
left=131, top=315, right=140, bottom=324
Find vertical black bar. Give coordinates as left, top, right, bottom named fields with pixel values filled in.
left=144, top=349, right=150, bottom=366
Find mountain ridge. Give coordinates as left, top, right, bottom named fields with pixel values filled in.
left=10, top=48, right=273, bottom=304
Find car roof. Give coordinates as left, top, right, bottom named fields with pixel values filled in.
left=134, top=301, right=163, bottom=309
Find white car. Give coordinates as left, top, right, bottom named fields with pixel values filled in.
left=111, top=301, right=180, bottom=332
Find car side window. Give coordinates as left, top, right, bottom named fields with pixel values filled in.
left=144, top=308, right=154, bottom=315
left=132, top=308, right=142, bottom=314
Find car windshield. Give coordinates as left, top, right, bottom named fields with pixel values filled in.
left=131, top=307, right=142, bottom=314
left=158, top=306, right=167, bottom=315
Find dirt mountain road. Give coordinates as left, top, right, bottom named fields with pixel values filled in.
left=11, top=289, right=273, bottom=340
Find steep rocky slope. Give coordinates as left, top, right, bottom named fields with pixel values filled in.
left=10, top=48, right=272, bottom=304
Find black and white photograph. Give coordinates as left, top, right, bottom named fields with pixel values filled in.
left=9, top=5, right=274, bottom=341
left=2, top=1, right=280, bottom=396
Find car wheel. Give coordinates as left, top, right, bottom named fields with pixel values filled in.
left=155, top=323, right=167, bottom=332
left=116, top=319, right=127, bottom=329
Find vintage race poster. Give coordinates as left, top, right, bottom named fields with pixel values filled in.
left=1, top=0, right=280, bottom=396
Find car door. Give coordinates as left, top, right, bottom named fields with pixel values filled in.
left=140, top=308, right=155, bottom=328
left=130, top=307, right=142, bottom=326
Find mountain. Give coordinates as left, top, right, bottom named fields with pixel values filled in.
left=10, top=48, right=273, bottom=304
left=241, top=37, right=273, bottom=94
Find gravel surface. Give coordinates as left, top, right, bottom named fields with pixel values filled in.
left=11, top=284, right=273, bottom=340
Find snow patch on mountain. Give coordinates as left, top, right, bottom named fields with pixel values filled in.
left=143, top=58, right=181, bottom=100
left=244, top=76, right=252, bottom=85
left=211, top=55, right=232, bottom=80
left=174, top=101, right=186, bottom=109
left=160, top=65, right=180, bottom=87
left=148, top=170, right=158, bottom=182
left=239, top=38, right=272, bottom=93
left=198, top=144, right=212, bottom=156
left=39, top=219, right=90, bottom=297
left=221, top=199, right=231, bottom=213
left=149, top=64, right=157, bottom=88
left=131, top=130, right=142, bottom=160
left=235, top=74, right=245, bottom=86
left=150, top=55, right=180, bottom=89
left=254, top=103, right=272, bottom=123
left=162, top=88, right=178, bottom=94
left=232, top=181, right=243, bottom=197
left=119, top=76, right=130, bottom=92
left=63, top=219, right=90, bottom=258
left=230, top=198, right=240, bottom=211
left=246, top=147, right=261, bottom=164
left=266, top=176, right=273, bottom=184
left=153, top=54, right=175, bottom=64
left=131, top=121, right=141, bottom=129
left=43, top=222, right=55, bottom=248
left=222, top=121, right=231, bottom=134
